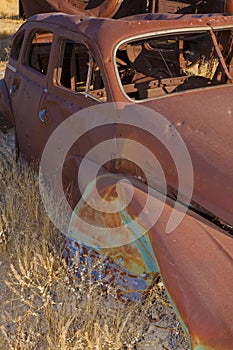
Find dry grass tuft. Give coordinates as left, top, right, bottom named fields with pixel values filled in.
left=0, top=152, right=147, bottom=349
left=0, top=131, right=189, bottom=349
left=0, top=60, right=6, bottom=72
left=0, top=0, right=24, bottom=66
left=0, top=18, right=24, bottom=63
left=0, top=19, right=23, bottom=37
left=0, top=0, right=19, bottom=19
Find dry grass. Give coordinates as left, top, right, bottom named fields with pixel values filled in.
left=0, top=132, right=189, bottom=349
left=0, top=0, right=24, bottom=65
left=0, top=18, right=23, bottom=63
left=0, top=0, right=19, bottom=19
left=0, top=59, right=6, bottom=72
left=0, top=154, right=146, bottom=349
left=0, top=18, right=23, bottom=36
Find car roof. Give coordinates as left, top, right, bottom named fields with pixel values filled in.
left=24, top=12, right=233, bottom=50
left=29, top=11, right=233, bottom=27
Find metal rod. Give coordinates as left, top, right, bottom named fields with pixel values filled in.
left=209, top=25, right=233, bottom=83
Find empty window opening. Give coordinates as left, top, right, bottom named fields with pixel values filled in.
left=57, top=40, right=106, bottom=102
left=116, top=29, right=233, bottom=100
left=28, top=31, right=53, bottom=75
left=10, top=31, right=25, bottom=60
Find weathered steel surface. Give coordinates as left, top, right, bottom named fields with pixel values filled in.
left=63, top=236, right=157, bottom=300
left=69, top=172, right=233, bottom=349
left=8, top=12, right=232, bottom=227
left=20, top=0, right=125, bottom=18
left=19, top=0, right=233, bottom=19
left=3, top=13, right=233, bottom=221
left=2, top=12, right=233, bottom=350
left=68, top=174, right=160, bottom=274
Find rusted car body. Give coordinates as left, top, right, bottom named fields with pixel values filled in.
left=1, top=13, right=233, bottom=349
left=19, top=0, right=233, bottom=19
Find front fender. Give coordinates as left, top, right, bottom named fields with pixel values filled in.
left=0, top=79, right=14, bottom=132
left=68, top=172, right=233, bottom=350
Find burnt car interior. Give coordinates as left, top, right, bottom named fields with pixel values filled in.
left=116, top=29, right=233, bottom=100
left=57, top=40, right=106, bottom=101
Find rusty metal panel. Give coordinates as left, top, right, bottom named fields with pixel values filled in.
left=157, top=0, right=226, bottom=14
left=20, top=0, right=124, bottom=18
left=3, top=13, right=233, bottom=227
left=140, top=86, right=233, bottom=228
left=19, top=0, right=233, bottom=19
left=20, top=0, right=149, bottom=19
left=68, top=173, right=233, bottom=350
left=3, top=12, right=233, bottom=225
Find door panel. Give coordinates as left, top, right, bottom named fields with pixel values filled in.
left=36, top=87, right=98, bottom=159
left=11, top=71, right=46, bottom=160
left=9, top=29, right=54, bottom=161
left=35, top=38, right=109, bottom=159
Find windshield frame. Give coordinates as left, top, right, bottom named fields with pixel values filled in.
left=113, top=25, right=233, bottom=103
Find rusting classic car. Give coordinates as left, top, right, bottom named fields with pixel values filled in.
left=19, top=0, right=233, bottom=18
left=1, top=11, right=233, bottom=350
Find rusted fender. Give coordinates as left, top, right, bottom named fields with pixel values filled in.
left=0, top=79, right=14, bottom=132
left=20, top=0, right=123, bottom=18
left=148, top=198, right=233, bottom=349
left=69, top=172, right=233, bottom=350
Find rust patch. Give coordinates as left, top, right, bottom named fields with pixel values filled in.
left=69, top=173, right=233, bottom=349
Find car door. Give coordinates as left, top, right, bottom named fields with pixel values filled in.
left=36, top=36, right=109, bottom=160
left=7, top=26, right=54, bottom=161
